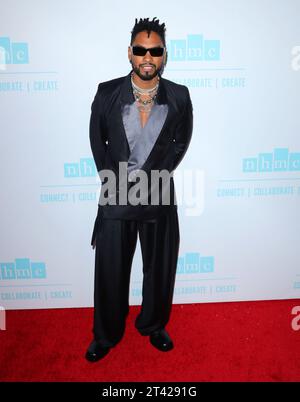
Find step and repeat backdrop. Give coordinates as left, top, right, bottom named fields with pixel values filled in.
left=1, top=0, right=299, bottom=309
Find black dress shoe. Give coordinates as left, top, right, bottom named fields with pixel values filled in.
left=85, top=339, right=110, bottom=362
left=149, top=329, right=174, bottom=352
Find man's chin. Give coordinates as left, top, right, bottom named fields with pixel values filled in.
left=135, top=69, right=158, bottom=81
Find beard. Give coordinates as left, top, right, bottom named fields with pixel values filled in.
left=130, top=59, right=165, bottom=81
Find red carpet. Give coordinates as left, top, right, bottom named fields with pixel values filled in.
left=1, top=299, right=300, bottom=382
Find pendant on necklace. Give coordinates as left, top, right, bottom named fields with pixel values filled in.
left=137, top=102, right=152, bottom=113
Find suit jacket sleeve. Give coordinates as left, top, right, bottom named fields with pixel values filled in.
left=172, top=86, right=193, bottom=171
left=89, top=84, right=108, bottom=174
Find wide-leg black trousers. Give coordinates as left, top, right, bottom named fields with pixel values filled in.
left=91, top=208, right=180, bottom=348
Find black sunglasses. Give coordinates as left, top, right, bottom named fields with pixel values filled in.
left=131, top=46, right=165, bottom=57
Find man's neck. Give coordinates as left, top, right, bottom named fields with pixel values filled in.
left=131, top=71, right=159, bottom=89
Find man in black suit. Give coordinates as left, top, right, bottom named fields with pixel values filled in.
left=86, top=17, right=193, bottom=362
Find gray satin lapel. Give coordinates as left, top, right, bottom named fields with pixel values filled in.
left=121, top=103, right=141, bottom=153
left=121, top=101, right=169, bottom=174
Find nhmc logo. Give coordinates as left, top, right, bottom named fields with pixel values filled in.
left=243, top=148, right=300, bottom=172
left=64, top=158, right=97, bottom=178
left=177, top=252, right=214, bottom=274
left=0, top=36, right=29, bottom=66
left=167, top=34, right=220, bottom=61
left=0, top=258, right=46, bottom=280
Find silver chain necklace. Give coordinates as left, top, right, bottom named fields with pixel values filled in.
left=131, top=72, right=159, bottom=112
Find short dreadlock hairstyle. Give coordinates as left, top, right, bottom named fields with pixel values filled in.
left=130, top=17, right=166, bottom=47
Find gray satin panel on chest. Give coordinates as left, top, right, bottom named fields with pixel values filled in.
left=121, top=101, right=168, bottom=174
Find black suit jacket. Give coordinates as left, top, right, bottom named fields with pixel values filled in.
left=89, top=69, right=193, bottom=228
